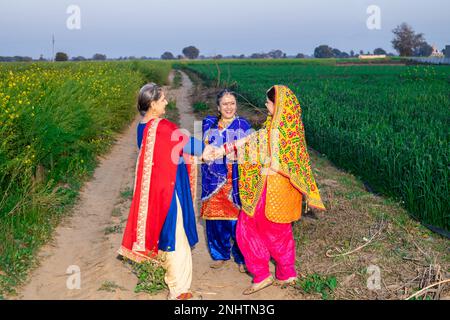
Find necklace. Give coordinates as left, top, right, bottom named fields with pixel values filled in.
left=218, top=116, right=236, bottom=129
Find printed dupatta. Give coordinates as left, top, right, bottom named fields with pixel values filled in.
left=237, top=85, right=326, bottom=217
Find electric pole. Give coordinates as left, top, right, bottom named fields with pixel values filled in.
left=52, top=34, right=55, bottom=62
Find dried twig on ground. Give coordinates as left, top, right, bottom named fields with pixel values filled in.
left=405, top=279, right=450, bottom=300
left=400, top=255, right=448, bottom=300
left=325, top=218, right=386, bottom=258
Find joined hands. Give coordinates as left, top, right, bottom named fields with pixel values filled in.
left=201, top=145, right=225, bottom=162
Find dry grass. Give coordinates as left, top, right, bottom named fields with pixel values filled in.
left=291, top=150, right=449, bottom=300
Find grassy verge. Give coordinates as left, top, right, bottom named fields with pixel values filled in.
left=0, top=61, right=171, bottom=296
left=291, top=150, right=450, bottom=299
left=171, top=70, right=183, bottom=89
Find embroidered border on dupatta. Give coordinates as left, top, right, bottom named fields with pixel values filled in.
left=237, top=129, right=269, bottom=217
left=132, top=118, right=161, bottom=252
left=268, top=87, right=325, bottom=211
left=187, top=155, right=198, bottom=216
left=118, top=245, right=156, bottom=264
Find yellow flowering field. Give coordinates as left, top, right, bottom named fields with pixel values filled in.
left=0, top=61, right=171, bottom=295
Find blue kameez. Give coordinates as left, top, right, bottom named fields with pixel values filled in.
left=201, top=116, right=252, bottom=265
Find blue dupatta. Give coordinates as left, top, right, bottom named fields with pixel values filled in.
left=201, top=115, right=252, bottom=207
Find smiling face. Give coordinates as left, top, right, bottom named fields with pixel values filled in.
left=150, top=91, right=168, bottom=117
left=218, top=93, right=237, bottom=120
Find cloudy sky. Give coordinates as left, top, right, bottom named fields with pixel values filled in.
left=1, top=0, right=449, bottom=59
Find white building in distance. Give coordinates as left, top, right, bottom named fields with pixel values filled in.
left=430, top=44, right=444, bottom=57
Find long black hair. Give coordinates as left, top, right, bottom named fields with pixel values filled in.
left=266, top=86, right=276, bottom=104
left=216, top=88, right=237, bottom=107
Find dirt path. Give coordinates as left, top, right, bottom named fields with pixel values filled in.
left=173, top=71, right=296, bottom=300
left=15, top=70, right=450, bottom=300
left=18, top=114, right=154, bottom=300
left=16, top=71, right=296, bottom=300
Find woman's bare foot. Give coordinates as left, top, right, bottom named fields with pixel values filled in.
left=238, top=264, right=247, bottom=273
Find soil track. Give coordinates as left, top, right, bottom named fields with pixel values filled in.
left=17, top=71, right=297, bottom=300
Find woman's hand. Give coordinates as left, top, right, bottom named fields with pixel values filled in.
left=202, top=145, right=224, bottom=162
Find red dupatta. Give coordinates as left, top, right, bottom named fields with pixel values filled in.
left=118, top=118, right=197, bottom=263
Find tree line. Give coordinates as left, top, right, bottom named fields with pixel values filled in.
left=2, top=23, right=446, bottom=62
left=162, top=23, right=444, bottom=60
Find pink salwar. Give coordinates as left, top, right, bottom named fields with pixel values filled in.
left=236, top=185, right=297, bottom=284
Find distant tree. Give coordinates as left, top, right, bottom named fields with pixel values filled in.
left=250, top=53, right=268, bottom=59
left=39, top=54, right=46, bottom=61
left=331, top=48, right=342, bottom=58
left=350, top=50, right=355, bottom=57
left=72, top=56, right=86, bottom=61
left=374, top=48, right=387, bottom=55
left=414, top=42, right=433, bottom=57
left=239, top=54, right=246, bottom=59
left=314, top=45, right=334, bottom=58
left=13, top=56, right=32, bottom=62
left=92, top=53, right=107, bottom=60
left=213, top=54, right=223, bottom=59
left=391, top=23, right=425, bottom=56
left=177, top=54, right=185, bottom=60
left=268, top=50, right=285, bottom=59
left=0, top=56, right=32, bottom=62
left=161, top=51, right=175, bottom=60
left=296, top=53, right=305, bottom=59
left=55, top=52, right=69, bottom=61
left=331, top=48, right=350, bottom=58
left=182, top=46, right=200, bottom=59
left=359, top=50, right=364, bottom=55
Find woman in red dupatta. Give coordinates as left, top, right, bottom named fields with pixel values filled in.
left=118, top=83, right=201, bottom=300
